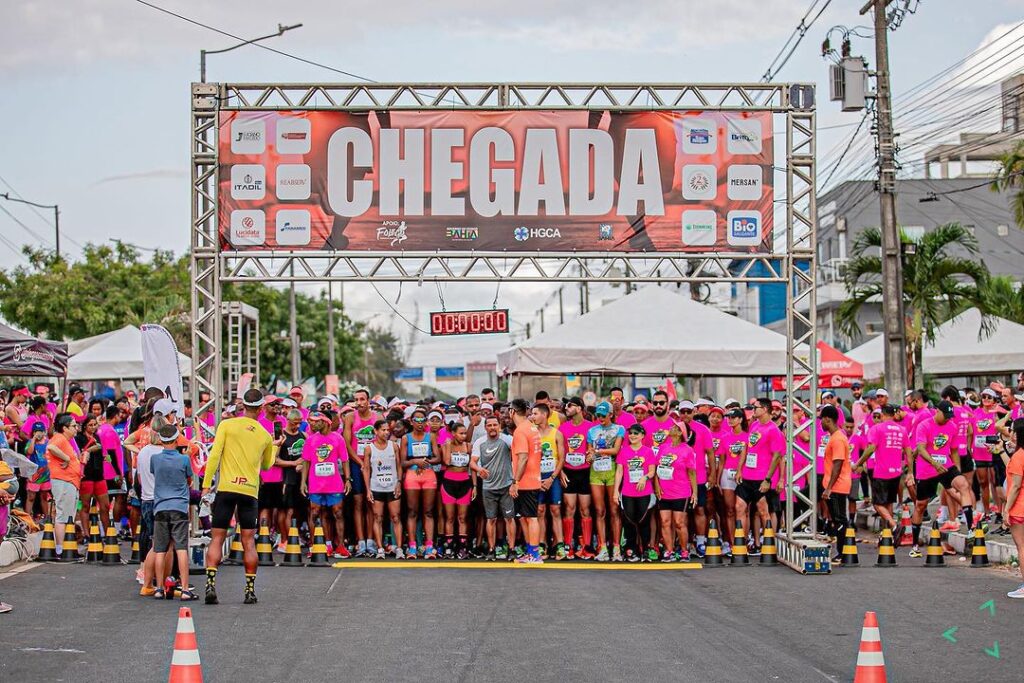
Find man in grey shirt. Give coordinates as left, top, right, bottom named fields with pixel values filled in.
left=471, top=416, right=515, bottom=561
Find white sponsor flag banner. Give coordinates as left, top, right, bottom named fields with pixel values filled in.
left=141, top=324, right=185, bottom=412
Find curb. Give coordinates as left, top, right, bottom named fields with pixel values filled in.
left=854, top=509, right=1018, bottom=564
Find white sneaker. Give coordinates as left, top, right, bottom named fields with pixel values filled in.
left=612, top=546, right=624, bottom=562
left=135, top=568, right=145, bottom=585
left=595, top=546, right=610, bottom=562
left=375, top=548, right=385, bottom=559
left=394, top=547, right=406, bottom=560
left=1008, top=584, right=1024, bottom=599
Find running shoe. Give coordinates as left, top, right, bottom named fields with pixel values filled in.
left=495, top=545, right=508, bottom=560
left=443, top=545, right=454, bottom=559
left=469, top=544, right=485, bottom=559
left=595, top=546, right=610, bottom=562
left=394, top=547, right=406, bottom=560
left=678, top=550, right=691, bottom=562
left=367, top=540, right=378, bottom=555
left=695, top=543, right=706, bottom=558
left=612, top=546, right=624, bottom=563
left=406, top=545, right=417, bottom=559
left=243, top=592, right=258, bottom=605
left=423, top=546, right=438, bottom=560
left=908, top=546, right=922, bottom=558
left=204, top=588, right=218, bottom=605
left=516, top=554, right=543, bottom=564
left=565, top=546, right=576, bottom=560
left=831, top=555, right=843, bottom=565
left=625, top=550, right=640, bottom=563
left=749, top=544, right=762, bottom=557
left=355, top=540, right=367, bottom=557
left=335, top=545, right=352, bottom=559
left=456, top=547, right=469, bottom=560
left=555, top=543, right=569, bottom=561
left=276, top=542, right=287, bottom=554
left=661, top=550, right=674, bottom=563
left=721, top=542, right=732, bottom=557
left=485, top=550, right=497, bottom=562
left=179, top=589, right=198, bottom=602
left=539, top=543, right=548, bottom=559
left=153, top=589, right=166, bottom=600
left=514, top=545, right=526, bottom=559
left=139, top=585, right=157, bottom=597
left=645, top=548, right=658, bottom=562
left=375, top=548, right=386, bottom=559
left=576, top=547, right=595, bottom=560
left=1007, top=584, right=1024, bottom=599
left=0, top=602, right=11, bottom=614
left=325, top=542, right=334, bottom=556
left=940, top=521, right=961, bottom=532
left=135, top=568, right=145, bottom=585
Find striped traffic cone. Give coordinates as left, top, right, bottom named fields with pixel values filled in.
left=853, top=611, right=887, bottom=682
left=759, top=520, right=779, bottom=566
left=924, top=527, right=945, bottom=567
left=168, top=606, right=203, bottom=683
left=225, top=525, right=244, bottom=566
left=841, top=527, right=860, bottom=567
left=61, top=517, right=81, bottom=563
left=731, top=519, right=750, bottom=567
left=256, top=524, right=275, bottom=567
left=86, top=510, right=104, bottom=564
left=308, top=525, right=330, bottom=567
left=127, top=525, right=142, bottom=565
left=970, top=527, right=990, bottom=567
left=898, top=505, right=914, bottom=547
left=703, top=519, right=725, bottom=568
left=874, top=527, right=897, bottom=567
left=36, top=518, right=59, bottom=561
left=102, top=525, right=122, bottom=565
left=279, top=520, right=304, bottom=567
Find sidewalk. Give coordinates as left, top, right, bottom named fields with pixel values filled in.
left=854, top=507, right=1018, bottom=564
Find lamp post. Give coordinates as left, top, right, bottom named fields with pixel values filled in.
left=0, top=193, right=59, bottom=258
left=200, top=23, right=303, bottom=82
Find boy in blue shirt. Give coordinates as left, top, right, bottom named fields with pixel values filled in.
left=150, top=425, right=194, bottom=601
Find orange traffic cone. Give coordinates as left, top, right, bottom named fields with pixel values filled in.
left=168, top=606, right=203, bottom=683
left=853, top=611, right=887, bottom=683
left=898, top=505, right=913, bottom=547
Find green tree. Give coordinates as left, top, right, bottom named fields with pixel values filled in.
left=992, top=139, right=1024, bottom=229
left=837, top=223, right=989, bottom=387
left=359, top=326, right=405, bottom=396
left=980, top=274, right=1024, bottom=324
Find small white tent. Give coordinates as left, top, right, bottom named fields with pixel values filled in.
left=846, top=308, right=1024, bottom=378
left=496, top=287, right=789, bottom=376
left=68, top=325, right=191, bottom=381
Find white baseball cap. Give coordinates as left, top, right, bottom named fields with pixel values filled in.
left=694, top=398, right=715, bottom=407
left=678, top=400, right=695, bottom=410
left=875, top=389, right=889, bottom=398
left=152, top=398, right=177, bottom=416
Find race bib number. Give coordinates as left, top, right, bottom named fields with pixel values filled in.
left=593, top=456, right=613, bottom=472
left=627, top=464, right=644, bottom=483
left=314, top=461, right=336, bottom=478
left=974, top=436, right=987, bottom=448
left=930, top=453, right=947, bottom=466
left=540, top=453, right=556, bottom=474
left=411, top=442, right=429, bottom=458
left=375, top=469, right=394, bottom=489
left=745, top=452, right=758, bottom=470
left=656, top=464, right=674, bottom=480
left=566, top=452, right=586, bottom=468
left=450, top=452, right=470, bottom=467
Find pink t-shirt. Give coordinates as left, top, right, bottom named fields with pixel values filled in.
left=914, top=417, right=958, bottom=480
left=719, top=429, right=747, bottom=471
left=655, top=442, right=695, bottom=500
left=972, top=408, right=999, bottom=462
left=614, top=411, right=637, bottom=430
left=302, top=431, right=348, bottom=494
left=616, top=445, right=657, bottom=497
left=848, top=431, right=865, bottom=480
left=20, top=412, right=51, bottom=439
left=868, top=421, right=907, bottom=479
left=96, top=423, right=123, bottom=480
left=558, top=419, right=593, bottom=470
left=743, top=419, right=784, bottom=480
left=641, top=415, right=674, bottom=456
left=686, top=420, right=713, bottom=485
left=951, top=405, right=973, bottom=457
left=256, top=414, right=285, bottom=483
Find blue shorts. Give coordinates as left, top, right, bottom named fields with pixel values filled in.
left=309, top=493, right=344, bottom=507
left=537, top=474, right=563, bottom=506
left=349, top=462, right=366, bottom=495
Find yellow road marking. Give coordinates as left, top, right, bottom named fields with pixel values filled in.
left=332, top=561, right=702, bottom=570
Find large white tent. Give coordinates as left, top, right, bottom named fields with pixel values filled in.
left=846, top=308, right=1024, bottom=378
left=496, top=287, right=789, bottom=376
left=68, top=325, right=191, bottom=381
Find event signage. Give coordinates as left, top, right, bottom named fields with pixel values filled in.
left=430, top=309, right=510, bottom=337
left=218, top=110, right=774, bottom=252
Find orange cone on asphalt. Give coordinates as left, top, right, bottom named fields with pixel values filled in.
left=841, top=527, right=860, bottom=567
left=853, top=611, right=887, bottom=682
left=898, top=505, right=913, bottom=547
left=168, top=606, right=203, bottom=683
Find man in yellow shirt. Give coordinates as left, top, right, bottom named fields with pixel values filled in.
left=201, top=388, right=275, bottom=605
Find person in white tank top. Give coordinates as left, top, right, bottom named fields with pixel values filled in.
left=363, top=419, right=403, bottom=559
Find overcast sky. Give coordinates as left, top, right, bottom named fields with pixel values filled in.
left=1, top=0, right=1021, bottom=366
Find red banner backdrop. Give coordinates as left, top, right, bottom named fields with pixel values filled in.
left=218, top=109, right=774, bottom=252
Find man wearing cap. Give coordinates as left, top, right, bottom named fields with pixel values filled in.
left=201, top=388, right=276, bottom=605
left=820, top=391, right=846, bottom=427
left=906, top=400, right=975, bottom=559
left=676, top=399, right=715, bottom=554
left=64, top=385, right=87, bottom=422
left=151, top=424, right=196, bottom=600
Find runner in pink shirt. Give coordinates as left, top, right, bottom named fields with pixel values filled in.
left=717, top=408, right=748, bottom=556
left=613, top=424, right=657, bottom=562
left=735, top=398, right=785, bottom=555
left=973, top=388, right=1003, bottom=515
left=557, top=397, right=594, bottom=559
left=855, top=405, right=908, bottom=537
left=302, top=414, right=351, bottom=557
left=654, top=421, right=697, bottom=562
left=941, top=385, right=977, bottom=532
left=677, top=400, right=714, bottom=552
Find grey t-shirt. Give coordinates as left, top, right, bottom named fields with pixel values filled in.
left=151, top=449, right=193, bottom=515
left=472, top=434, right=514, bottom=491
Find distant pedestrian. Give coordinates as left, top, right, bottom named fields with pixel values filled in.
left=150, top=424, right=195, bottom=601
left=45, top=415, right=81, bottom=557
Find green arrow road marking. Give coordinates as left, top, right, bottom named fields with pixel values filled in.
left=942, top=627, right=958, bottom=643
left=979, top=599, right=996, bottom=617
left=985, top=641, right=1000, bottom=659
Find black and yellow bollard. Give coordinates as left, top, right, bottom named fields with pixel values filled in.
left=759, top=520, right=779, bottom=566
left=256, top=524, right=276, bottom=566
left=841, top=527, right=860, bottom=567
left=731, top=518, right=750, bottom=567
left=279, top=520, right=305, bottom=567
left=36, top=518, right=59, bottom=561
left=704, top=519, right=725, bottom=568
left=308, top=525, right=330, bottom=567
left=924, top=527, right=945, bottom=567
left=85, top=512, right=104, bottom=564
left=61, top=517, right=81, bottom=563
left=875, top=527, right=897, bottom=567
left=102, top=524, right=122, bottom=565
left=225, top=525, right=245, bottom=566
left=970, top=527, right=990, bottom=568
left=127, top=524, right=141, bottom=565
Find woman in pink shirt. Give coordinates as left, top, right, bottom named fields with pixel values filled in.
left=654, top=422, right=697, bottom=561
left=613, top=424, right=658, bottom=562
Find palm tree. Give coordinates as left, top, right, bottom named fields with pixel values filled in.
left=980, top=274, right=1024, bottom=324
left=836, top=222, right=989, bottom=387
left=992, top=139, right=1024, bottom=229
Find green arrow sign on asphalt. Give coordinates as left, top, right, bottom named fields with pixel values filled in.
left=942, top=627, right=958, bottom=643
left=979, top=599, right=995, bottom=617
left=984, top=642, right=1000, bottom=659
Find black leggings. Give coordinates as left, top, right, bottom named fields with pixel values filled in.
left=621, top=494, right=652, bottom=555
left=826, top=494, right=848, bottom=554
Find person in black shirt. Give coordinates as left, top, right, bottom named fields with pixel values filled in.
left=75, top=415, right=112, bottom=533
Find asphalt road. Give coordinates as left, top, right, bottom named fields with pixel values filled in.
left=1, top=544, right=1021, bottom=683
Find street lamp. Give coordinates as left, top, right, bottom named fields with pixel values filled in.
left=200, top=23, right=303, bottom=83
left=0, top=193, right=59, bottom=258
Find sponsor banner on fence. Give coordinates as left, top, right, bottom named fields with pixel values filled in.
left=218, top=109, right=774, bottom=253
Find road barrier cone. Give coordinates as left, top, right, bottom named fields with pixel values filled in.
left=224, top=525, right=244, bottom=566
left=853, top=611, right=887, bottom=682
left=703, top=519, right=725, bottom=568
left=86, top=509, right=104, bottom=564
left=731, top=518, right=750, bottom=567
left=168, top=606, right=203, bottom=683
left=280, top=520, right=304, bottom=567
left=61, top=517, right=80, bottom=563
left=924, top=527, right=945, bottom=567
left=308, top=525, right=330, bottom=567
left=759, top=520, right=779, bottom=566
left=36, top=518, right=59, bottom=561
left=970, top=527, right=990, bottom=568
left=127, top=524, right=142, bottom=565
left=841, top=527, right=860, bottom=567
left=875, top=528, right=897, bottom=567
left=256, top=524, right=275, bottom=567
left=102, top=524, right=122, bottom=565
left=898, top=505, right=914, bottom=547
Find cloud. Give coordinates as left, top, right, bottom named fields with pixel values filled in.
left=93, top=168, right=187, bottom=185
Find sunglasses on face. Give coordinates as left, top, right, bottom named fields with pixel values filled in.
left=680, top=409, right=693, bottom=414
left=628, top=431, right=643, bottom=437
left=652, top=400, right=667, bottom=406
left=412, top=417, right=426, bottom=423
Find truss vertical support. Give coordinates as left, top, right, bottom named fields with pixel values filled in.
left=190, top=82, right=223, bottom=437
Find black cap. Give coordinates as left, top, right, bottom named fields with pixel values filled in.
left=68, top=384, right=84, bottom=396
left=936, top=400, right=954, bottom=419
left=881, top=404, right=898, bottom=416
left=725, top=408, right=745, bottom=419
left=566, top=396, right=585, bottom=409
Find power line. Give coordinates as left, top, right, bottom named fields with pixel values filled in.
left=0, top=203, right=52, bottom=247
left=762, top=0, right=834, bottom=82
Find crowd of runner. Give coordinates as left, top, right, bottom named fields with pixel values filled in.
left=4, top=378, right=1024, bottom=605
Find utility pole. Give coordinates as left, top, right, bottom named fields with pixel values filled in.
left=861, top=0, right=907, bottom=396
left=1, top=193, right=59, bottom=258
left=200, top=23, right=302, bottom=82
left=289, top=265, right=300, bottom=387
left=327, top=282, right=336, bottom=376
left=558, top=287, right=564, bottom=324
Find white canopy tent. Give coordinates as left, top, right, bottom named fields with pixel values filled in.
left=68, top=325, right=192, bottom=381
left=496, top=287, right=790, bottom=376
left=846, top=308, right=1024, bottom=378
